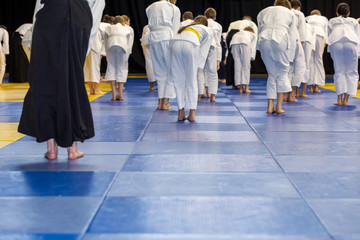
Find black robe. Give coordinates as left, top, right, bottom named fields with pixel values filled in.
left=18, top=0, right=95, bottom=147
left=225, top=29, right=239, bottom=87
left=9, top=32, right=29, bottom=83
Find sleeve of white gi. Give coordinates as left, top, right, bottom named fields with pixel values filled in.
left=298, top=12, right=307, bottom=43
left=215, top=24, right=223, bottom=61
left=128, top=27, right=134, bottom=55
left=86, top=0, right=106, bottom=55
left=172, top=6, right=181, bottom=35
left=250, top=33, right=257, bottom=61
left=199, top=31, right=213, bottom=69
left=288, top=13, right=297, bottom=62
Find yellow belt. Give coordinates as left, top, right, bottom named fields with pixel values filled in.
left=184, top=27, right=200, bottom=43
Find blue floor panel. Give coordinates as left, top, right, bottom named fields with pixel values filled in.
left=1, top=77, right=360, bottom=238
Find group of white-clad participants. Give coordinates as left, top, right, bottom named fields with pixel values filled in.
left=2, top=0, right=360, bottom=121
left=141, top=0, right=360, bottom=120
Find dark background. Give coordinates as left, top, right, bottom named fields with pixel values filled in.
left=1, top=0, right=360, bottom=75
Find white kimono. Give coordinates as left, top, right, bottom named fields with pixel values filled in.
left=99, top=22, right=110, bottom=56
left=289, top=9, right=307, bottom=87
left=180, top=19, right=194, bottom=28
left=140, top=25, right=156, bottom=83
left=122, top=25, right=134, bottom=83
left=0, top=28, right=9, bottom=84
left=306, top=14, right=328, bottom=86
left=257, top=6, right=297, bottom=99
left=200, top=18, right=222, bottom=95
left=104, top=24, right=131, bottom=83
left=328, top=16, right=360, bottom=96
left=302, top=23, right=317, bottom=84
left=171, top=25, right=212, bottom=110
left=227, top=20, right=258, bottom=37
left=146, top=0, right=181, bottom=99
left=230, top=30, right=257, bottom=86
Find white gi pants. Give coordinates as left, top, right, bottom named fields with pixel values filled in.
left=142, top=45, right=156, bottom=83
left=302, top=42, right=313, bottom=84
left=150, top=41, right=176, bottom=99
left=197, top=68, right=205, bottom=94
left=204, top=46, right=218, bottom=94
left=289, top=40, right=306, bottom=87
left=84, top=49, right=101, bottom=83
left=232, top=44, right=251, bottom=86
left=309, top=36, right=326, bottom=86
left=0, top=52, right=5, bottom=84
left=105, top=46, right=127, bottom=83
left=171, top=41, right=198, bottom=110
left=329, top=41, right=359, bottom=96
left=258, top=39, right=292, bottom=99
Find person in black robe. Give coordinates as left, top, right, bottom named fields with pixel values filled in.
left=18, top=0, right=95, bottom=160
left=225, top=29, right=239, bottom=88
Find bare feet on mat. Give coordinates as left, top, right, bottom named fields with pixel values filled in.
left=333, top=101, right=342, bottom=105
left=45, top=139, right=58, bottom=160
left=178, top=108, right=186, bottom=121
left=187, top=109, right=196, bottom=122
left=245, top=89, right=251, bottom=93
left=239, top=88, right=244, bottom=94
left=44, top=152, right=57, bottom=161
left=300, top=94, right=308, bottom=98
left=276, top=109, right=285, bottom=114
left=67, top=142, right=84, bottom=160
left=210, top=95, right=216, bottom=102
left=266, top=109, right=275, bottom=114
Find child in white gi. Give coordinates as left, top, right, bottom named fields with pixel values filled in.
left=104, top=16, right=131, bottom=101
left=203, top=7, right=222, bottom=102
left=180, top=11, right=194, bottom=28
left=171, top=16, right=212, bottom=121
left=122, top=15, right=134, bottom=88
left=257, top=0, right=297, bottom=114
left=0, top=25, right=9, bottom=85
left=140, top=25, right=156, bottom=91
left=328, top=3, right=360, bottom=105
left=306, top=10, right=328, bottom=93
left=146, top=0, right=181, bottom=110
left=230, top=26, right=257, bottom=93
left=288, top=0, right=306, bottom=102
left=301, top=22, right=316, bottom=97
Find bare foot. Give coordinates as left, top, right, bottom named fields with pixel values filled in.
left=162, top=103, right=171, bottom=110
left=44, top=152, right=57, bottom=161
left=239, top=89, right=244, bottom=94
left=288, top=97, right=298, bottom=102
left=342, top=102, right=348, bottom=106
left=266, top=109, right=275, bottom=114
left=150, top=87, right=155, bottom=91
left=68, top=151, right=84, bottom=160
left=186, top=116, right=195, bottom=122
left=276, top=109, right=285, bottom=114
left=198, top=96, right=201, bottom=102
left=315, top=89, right=321, bottom=93
left=300, top=94, right=308, bottom=98
left=333, top=102, right=342, bottom=105
left=118, top=97, right=124, bottom=101
left=210, top=95, right=216, bottom=102
left=245, top=90, right=251, bottom=93
left=94, top=91, right=105, bottom=95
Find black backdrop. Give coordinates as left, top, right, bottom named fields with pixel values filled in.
left=1, top=0, right=360, bottom=74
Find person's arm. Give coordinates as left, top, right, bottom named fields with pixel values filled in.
left=3, top=30, right=10, bottom=55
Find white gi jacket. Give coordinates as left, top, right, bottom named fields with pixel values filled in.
left=180, top=19, right=194, bottom=28
left=207, top=19, right=223, bottom=61
left=172, top=24, right=213, bottom=69
left=104, top=24, right=132, bottom=57
left=257, top=6, right=297, bottom=62
left=227, top=19, right=258, bottom=37
left=125, top=25, right=134, bottom=56
left=230, top=30, right=257, bottom=60
left=327, top=16, right=360, bottom=53
left=0, top=28, right=9, bottom=55
left=16, top=24, right=32, bottom=37
left=304, top=23, right=316, bottom=51
left=99, top=22, right=110, bottom=56
left=305, top=15, right=328, bottom=43
left=292, top=9, right=307, bottom=42
left=140, top=25, right=150, bottom=46
left=146, top=0, right=181, bottom=44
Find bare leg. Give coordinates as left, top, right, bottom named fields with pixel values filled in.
left=149, top=82, right=155, bottom=91
left=343, top=93, right=350, bottom=106
left=334, top=94, right=343, bottom=105
left=276, top=93, right=285, bottom=114
left=266, top=99, right=275, bottom=114
left=88, top=82, right=95, bottom=95
left=206, top=87, right=210, bottom=98
left=315, top=85, right=321, bottom=93
left=239, top=85, right=244, bottom=94
left=245, top=85, right=251, bottom=93
left=198, top=95, right=201, bottom=102
left=309, top=85, right=314, bottom=93
left=178, top=108, right=186, bottom=121
left=45, top=138, right=58, bottom=160
left=296, top=87, right=300, bottom=97
left=162, top=98, right=171, bottom=110
left=157, top=98, right=163, bottom=110
left=67, top=142, right=84, bottom=160
left=300, top=83, right=308, bottom=97
left=210, top=94, right=216, bottom=102
left=289, top=87, right=298, bottom=102
left=94, top=83, right=104, bottom=95
left=118, top=83, right=124, bottom=101
left=187, top=109, right=196, bottom=122
left=110, top=81, right=117, bottom=101
left=283, top=92, right=289, bottom=102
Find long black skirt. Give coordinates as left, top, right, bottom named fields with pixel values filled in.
left=18, top=0, right=95, bottom=147
left=9, top=32, right=29, bottom=83
left=225, top=30, right=239, bottom=87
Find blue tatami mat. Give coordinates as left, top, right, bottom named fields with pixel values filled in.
left=0, top=77, right=360, bottom=239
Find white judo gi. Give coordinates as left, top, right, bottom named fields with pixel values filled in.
left=104, top=24, right=131, bottom=83
left=180, top=19, right=194, bottom=28
left=203, top=18, right=222, bottom=95
left=328, top=16, right=360, bottom=96
left=289, top=9, right=307, bottom=88
left=257, top=6, right=297, bottom=99
left=0, top=28, right=9, bottom=84
left=227, top=20, right=258, bottom=36
left=84, top=26, right=104, bottom=84
left=146, top=0, right=181, bottom=99
left=171, top=25, right=212, bottom=110
left=306, top=14, right=328, bottom=86
left=230, top=30, right=257, bottom=86
left=302, top=23, right=316, bottom=84
left=141, top=25, right=156, bottom=83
